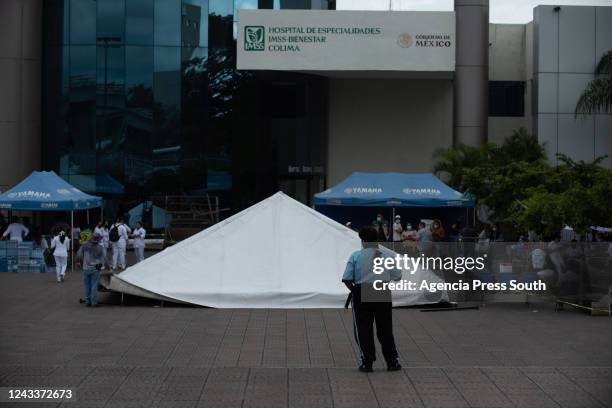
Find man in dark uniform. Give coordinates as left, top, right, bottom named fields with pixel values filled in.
left=342, top=226, right=402, bottom=372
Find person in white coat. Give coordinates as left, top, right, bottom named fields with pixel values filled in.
left=94, top=221, right=110, bottom=269
left=50, top=231, right=70, bottom=282
left=110, top=218, right=131, bottom=271
left=132, top=221, right=146, bottom=263
left=1, top=217, right=29, bottom=242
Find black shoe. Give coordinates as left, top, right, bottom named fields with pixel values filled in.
left=387, top=360, right=402, bottom=371
left=358, top=363, right=373, bottom=373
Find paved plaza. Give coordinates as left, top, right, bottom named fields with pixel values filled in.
left=0, top=272, right=611, bottom=408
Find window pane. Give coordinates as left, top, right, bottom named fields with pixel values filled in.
left=279, top=0, right=311, bottom=9
left=182, top=47, right=208, bottom=191
left=70, top=0, right=96, bottom=44
left=155, top=0, right=181, bottom=45
left=209, top=10, right=233, bottom=47
left=45, top=0, right=70, bottom=46
left=154, top=46, right=181, bottom=147
left=68, top=45, right=97, bottom=177
left=97, top=0, right=125, bottom=42
left=125, top=46, right=155, bottom=188
left=489, top=81, right=525, bottom=117
left=96, top=44, right=126, bottom=188
left=126, top=0, right=154, bottom=45
left=182, top=0, right=209, bottom=48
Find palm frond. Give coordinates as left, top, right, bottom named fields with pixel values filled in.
left=574, top=77, right=612, bottom=116
left=596, top=50, right=612, bottom=75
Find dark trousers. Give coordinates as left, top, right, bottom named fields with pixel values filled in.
left=351, top=285, right=398, bottom=365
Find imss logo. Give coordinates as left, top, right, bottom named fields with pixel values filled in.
left=244, top=26, right=265, bottom=51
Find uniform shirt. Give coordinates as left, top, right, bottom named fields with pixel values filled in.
left=342, top=247, right=401, bottom=284
left=392, top=221, right=403, bottom=242
left=2, top=223, right=29, bottom=242
left=112, top=224, right=131, bottom=244
left=132, top=227, right=146, bottom=248
left=51, top=236, right=70, bottom=257
left=94, top=227, right=109, bottom=248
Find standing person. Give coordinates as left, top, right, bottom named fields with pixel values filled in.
left=548, top=235, right=565, bottom=276
left=76, top=233, right=105, bottom=307
left=392, top=215, right=403, bottom=242
left=414, top=221, right=433, bottom=256
left=132, top=221, right=146, bottom=263
left=342, top=226, right=402, bottom=372
left=110, top=217, right=130, bottom=271
left=431, top=219, right=445, bottom=256
left=51, top=231, right=70, bottom=282
left=372, top=214, right=389, bottom=242
left=94, top=221, right=110, bottom=269
left=449, top=222, right=461, bottom=242
left=1, top=217, right=29, bottom=242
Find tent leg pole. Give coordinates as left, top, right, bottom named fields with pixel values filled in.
left=71, top=211, right=74, bottom=274
left=392, top=207, right=396, bottom=250
left=87, top=209, right=89, bottom=226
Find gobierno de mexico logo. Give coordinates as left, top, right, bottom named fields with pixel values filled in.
left=244, top=26, right=265, bottom=51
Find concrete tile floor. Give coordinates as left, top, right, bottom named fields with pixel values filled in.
left=0, top=273, right=611, bottom=407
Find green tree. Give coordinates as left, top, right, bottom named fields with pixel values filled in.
left=575, top=50, right=612, bottom=116
left=509, top=155, right=612, bottom=236
left=433, top=143, right=495, bottom=189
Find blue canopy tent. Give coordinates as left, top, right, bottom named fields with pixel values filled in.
left=0, top=171, right=103, bottom=272
left=314, top=172, right=475, bottom=231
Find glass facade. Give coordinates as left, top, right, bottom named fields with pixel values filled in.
left=43, top=0, right=332, bottom=223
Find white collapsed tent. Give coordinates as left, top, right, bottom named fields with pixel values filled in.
left=107, top=192, right=448, bottom=308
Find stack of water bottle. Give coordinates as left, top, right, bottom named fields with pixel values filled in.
left=0, top=241, right=47, bottom=272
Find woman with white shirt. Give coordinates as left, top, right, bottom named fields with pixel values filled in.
left=51, top=231, right=70, bottom=282
left=132, top=221, right=146, bottom=263
left=94, top=221, right=110, bottom=269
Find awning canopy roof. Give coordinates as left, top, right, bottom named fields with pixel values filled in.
left=0, top=171, right=102, bottom=211
left=314, top=172, right=475, bottom=208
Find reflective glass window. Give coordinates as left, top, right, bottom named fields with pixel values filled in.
left=208, top=7, right=233, bottom=47
left=68, top=45, right=97, bottom=176
left=125, top=46, right=154, bottom=188
left=96, top=43, right=125, bottom=186
left=97, top=0, right=125, bottom=42
left=70, top=0, right=97, bottom=44
left=279, top=0, right=311, bottom=9
left=45, top=0, right=70, bottom=46
left=126, top=0, right=154, bottom=45
left=182, top=0, right=209, bottom=48
left=154, top=0, right=181, bottom=46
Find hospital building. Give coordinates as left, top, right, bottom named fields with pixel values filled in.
left=1, top=0, right=611, bottom=216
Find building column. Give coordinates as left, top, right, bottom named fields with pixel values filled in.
left=454, top=0, right=489, bottom=146
left=0, top=0, right=42, bottom=191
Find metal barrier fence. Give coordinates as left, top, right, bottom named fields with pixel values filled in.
left=378, top=240, right=612, bottom=305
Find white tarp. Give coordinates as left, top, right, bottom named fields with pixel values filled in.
left=109, top=192, right=447, bottom=308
